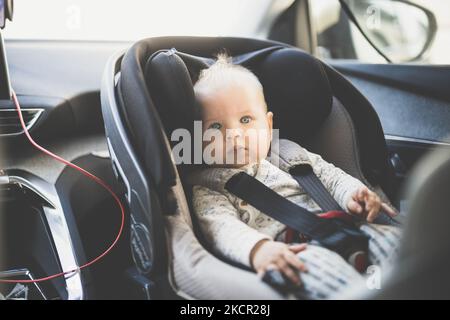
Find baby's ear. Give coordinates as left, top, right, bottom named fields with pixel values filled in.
left=266, top=111, right=274, bottom=140
left=266, top=111, right=273, bottom=124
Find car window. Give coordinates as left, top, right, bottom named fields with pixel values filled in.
left=310, top=0, right=450, bottom=64
left=3, top=0, right=275, bottom=41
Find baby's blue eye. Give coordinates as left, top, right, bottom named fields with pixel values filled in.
left=240, top=116, right=251, bottom=124
left=209, top=122, right=222, bottom=130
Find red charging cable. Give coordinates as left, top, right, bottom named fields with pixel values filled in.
left=0, top=91, right=125, bottom=284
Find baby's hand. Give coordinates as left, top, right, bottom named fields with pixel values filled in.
left=250, top=240, right=307, bottom=285
left=346, top=186, right=397, bottom=223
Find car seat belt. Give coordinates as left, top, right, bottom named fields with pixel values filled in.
left=289, top=164, right=342, bottom=211
left=289, top=164, right=402, bottom=227
left=225, top=171, right=369, bottom=261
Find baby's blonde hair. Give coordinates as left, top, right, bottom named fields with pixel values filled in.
left=193, top=52, right=267, bottom=118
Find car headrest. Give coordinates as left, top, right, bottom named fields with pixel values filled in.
left=144, top=46, right=333, bottom=142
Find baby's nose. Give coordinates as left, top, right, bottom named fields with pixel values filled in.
left=226, top=128, right=243, bottom=140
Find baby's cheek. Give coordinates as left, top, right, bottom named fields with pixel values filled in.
left=249, top=141, right=270, bottom=162
left=258, top=134, right=272, bottom=154
left=202, top=138, right=227, bottom=164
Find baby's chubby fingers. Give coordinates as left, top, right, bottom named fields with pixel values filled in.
left=381, top=202, right=398, bottom=217
left=277, top=259, right=301, bottom=285
left=284, top=250, right=308, bottom=273
left=347, top=198, right=363, bottom=214
left=252, top=241, right=307, bottom=286
left=288, top=243, right=307, bottom=253
left=366, top=203, right=381, bottom=223
left=347, top=186, right=370, bottom=213
left=357, top=186, right=370, bottom=202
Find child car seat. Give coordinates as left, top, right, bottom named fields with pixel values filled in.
left=100, top=36, right=400, bottom=299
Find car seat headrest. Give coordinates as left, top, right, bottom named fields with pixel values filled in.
left=144, top=46, right=333, bottom=143
left=144, top=50, right=202, bottom=137
left=258, top=48, right=333, bottom=140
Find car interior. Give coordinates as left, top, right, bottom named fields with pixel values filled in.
left=1, top=0, right=450, bottom=300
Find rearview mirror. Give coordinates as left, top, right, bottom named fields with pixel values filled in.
left=340, top=0, right=437, bottom=63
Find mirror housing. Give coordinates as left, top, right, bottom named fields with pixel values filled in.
left=340, top=0, right=437, bottom=63
left=0, top=0, right=13, bottom=30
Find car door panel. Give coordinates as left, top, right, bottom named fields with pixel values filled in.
left=330, top=62, right=450, bottom=186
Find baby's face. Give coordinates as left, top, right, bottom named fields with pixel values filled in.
left=198, top=83, right=273, bottom=168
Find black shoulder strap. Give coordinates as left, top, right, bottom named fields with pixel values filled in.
left=290, top=164, right=401, bottom=226
left=226, top=172, right=342, bottom=241
left=289, top=164, right=342, bottom=211
left=225, top=172, right=369, bottom=259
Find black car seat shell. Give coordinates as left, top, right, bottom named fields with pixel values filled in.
left=101, top=36, right=399, bottom=299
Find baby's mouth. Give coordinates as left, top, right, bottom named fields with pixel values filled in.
left=228, top=145, right=248, bottom=153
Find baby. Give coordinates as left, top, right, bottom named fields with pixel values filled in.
left=188, top=54, right=401, bottom=299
